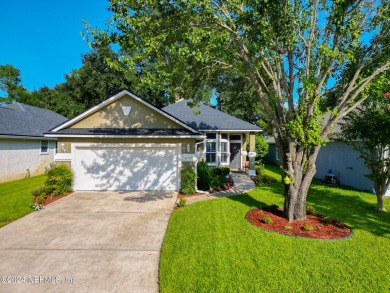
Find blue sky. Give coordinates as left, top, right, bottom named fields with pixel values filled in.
left=0, top=0, right=111, bottom=91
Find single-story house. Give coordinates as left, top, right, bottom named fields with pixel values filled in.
left=162, top=100, right=262, bottom=171
left=45, top=90, right=261, bottom=191
left=0, top=102, right=67, bottom=182
left=265, top=137, right=390, bottom=197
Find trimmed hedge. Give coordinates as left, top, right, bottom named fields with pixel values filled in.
left=181, top=168, right=196, bottom=195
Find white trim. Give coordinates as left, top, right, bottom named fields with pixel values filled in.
left=44, top=134, right=205, bottom=139
left=201, top=129, right=262, bottom=133
left=51, top=90, right=199, bottom=133
left=0, top=135, right=57, bottom=141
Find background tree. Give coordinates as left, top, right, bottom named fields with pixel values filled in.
left=87, top=0, right=390, bottom=221
left=339, top=81, right=390, bottom=212
left=0, top=64, right=29, bottom=103
left=246, top=135, right=269, bottom=163
left=16, top=46, right=172, bottom=118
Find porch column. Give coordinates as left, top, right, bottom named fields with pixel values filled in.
left=249, top=132, right=256, bottom=176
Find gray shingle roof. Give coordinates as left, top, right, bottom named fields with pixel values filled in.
left=49, top=128, right=202, bottom=136
left=162, top=101, right=262, bottom=131
left=0, top=103, right=67, bottom=138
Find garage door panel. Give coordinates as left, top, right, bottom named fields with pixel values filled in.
left=73, top=147, right=178, bottom=191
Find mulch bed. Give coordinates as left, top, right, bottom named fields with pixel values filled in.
left=33, top=192, right=72, bottom=206
left=246, top=208, right=351, bottom=240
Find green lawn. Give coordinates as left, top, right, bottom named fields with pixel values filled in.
left=0, top=175, right=46, bottom=228
left=160, top=165, right=390, bottom=293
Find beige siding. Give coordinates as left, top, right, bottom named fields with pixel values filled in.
left=71, top=95, right=183, bottom=129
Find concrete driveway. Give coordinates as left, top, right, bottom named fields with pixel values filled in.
left=0, top=191, right=177, bottom=293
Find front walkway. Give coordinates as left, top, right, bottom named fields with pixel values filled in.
left=184, top=172, right=256, bottom=206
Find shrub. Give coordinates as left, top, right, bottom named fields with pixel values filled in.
left=246, top=135, right=269, bottom=161
left=37, top=194, right=46, bottom=204
left=45, top=164, right=73, bottom=196
left=303, top=224, right=314, bottom=231
left=213, top=166, right=230, bottom=176
left=210, top=175, right=226, bottom=190
left=269, top=204, right=279, bottom=211
left=255, top=163, right=264, bottom=175
left=284, top=225, right=292, bottom=230
left=263, top=217, right=273, bottom=224
left=180, top=168, right=196, bottom=195
left=306, top=204, right=316, bottom=215
left=177, top=198, right=187, bottom=207
left=31, top=187, right=45, bottom=197
left=252, top=174, right=277, bottom=185
left=322, top=217, right=333, bottom=224
left=197, top=161, right=214, bottom=191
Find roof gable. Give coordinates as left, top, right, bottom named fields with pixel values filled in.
left=163, top=101, right=262, bottom=132
left=51, top=91, right=199, bottom=133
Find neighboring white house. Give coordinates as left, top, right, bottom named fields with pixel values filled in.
left=0, top=103, right=67, bottom=183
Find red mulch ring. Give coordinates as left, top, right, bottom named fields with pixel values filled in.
left=34, top=192, right=73, bottom=206
left=245, top=208, right=352, bottom=240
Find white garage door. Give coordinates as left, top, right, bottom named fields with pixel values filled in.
left=73, top=144, right=179, bottom=191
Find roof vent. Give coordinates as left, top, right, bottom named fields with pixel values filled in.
left=121, top=106, right=132, bottom=116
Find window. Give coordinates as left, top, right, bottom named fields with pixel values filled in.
left=206, top=133, right=216, bottom=139
left=206, top=140, right=216, bottom=163
left=221, top=133, right=228, bottom=140
left=230, top=134, right=241, bottom=141
left=220, top=140, right=229, bottom=164
left=40, top=140, right=49, bottom=154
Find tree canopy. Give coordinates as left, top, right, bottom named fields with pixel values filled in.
left=87, top=0, right=390, bottom=220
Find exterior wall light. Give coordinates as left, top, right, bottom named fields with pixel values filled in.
left=186, top=144, right=191, bottom=153
left=60, top=143, right=66, bottom=152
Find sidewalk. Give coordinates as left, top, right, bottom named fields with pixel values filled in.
left=183, top=172, right=256, bottom=206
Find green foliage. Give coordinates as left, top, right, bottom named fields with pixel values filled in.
left=177, top=198, right=187, bottom=207
left=262, top=217, right=273, bottom=224
left=197, top=161, right=214, bottom=191
left=303, top=224, right=314, bottom=231
left=180, top=168, right=196, bottom=195
left=213, top=166, right=230, bottom=176
left=252, top=174, right=277, bottom=185
left=0, top=64, right=30, bottom=103
left=340, top=92, right=390, bottom=208
left=31, top=187, right=45, bottom=197
left=36, top=194, right=46, bottom=204
left=13, top=46, right=173, bottom=118
left=322, top=217, right=333, bottom=224
left=0, top=175, right=46, bottom=227
left=160, top=164, right=390, bottom=292
left=246, top=135, right=269, bottom=162
left=284, top=225, right=293, bottom=230
left=45, top=164, right=73, bottom=196
left=306, top=204, right=316, bottom=215
left=86, top=0, right=390, bottom=220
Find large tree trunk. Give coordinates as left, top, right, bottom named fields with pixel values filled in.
left=376, top=194, right=386, bottom=212
left=278, top=141, right=320, bottom=221
left=373, top=180, right=387, bottom=212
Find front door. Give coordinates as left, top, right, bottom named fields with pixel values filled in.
left=230, top=143, right=241, bottom=169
